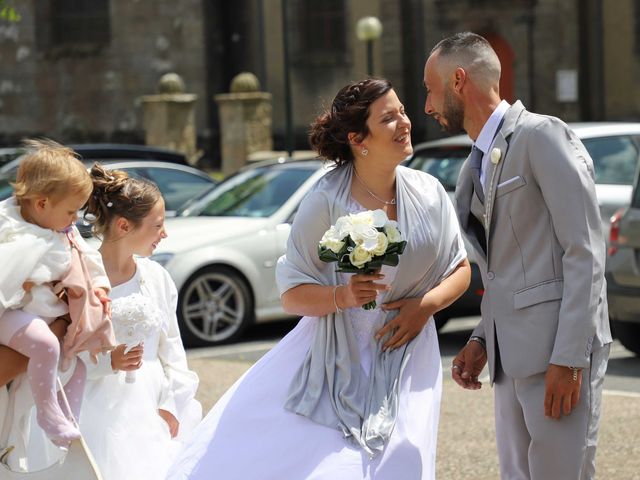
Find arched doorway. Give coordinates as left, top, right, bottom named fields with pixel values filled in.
left=483, top=32, right=515, bottom=103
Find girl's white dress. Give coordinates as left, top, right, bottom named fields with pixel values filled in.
left=168, top=197, right=449, bottom=480
left=79, top=258, right=202, bottom=480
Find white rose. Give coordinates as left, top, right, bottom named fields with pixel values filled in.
left=370, top=231, right=389, bottom=256
left=335, top=216, right=353, bottom=238
left=384, top=222, right=404, bottom=243
left=349, top=244, right=372, bottom=268
left=319, top=226, right=345, bottom=253
left=350, top=223, right=380, bottom=250
left=370, top=209, right=389, bottom=227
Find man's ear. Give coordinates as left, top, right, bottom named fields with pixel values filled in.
left=453, top=67, right=467, bottom=95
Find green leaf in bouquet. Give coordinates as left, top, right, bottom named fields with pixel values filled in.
left=318, top=246, right=341, bottom=263
left=388, top=240, right=407, bottom=255
left=337, top=265, right=365, bottom=274
left=381, top=253, right=400, bottom=266
left=365, top=257, right=384, bottom=270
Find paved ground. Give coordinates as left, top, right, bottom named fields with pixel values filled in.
left=186, top=317, right=640, bottom=479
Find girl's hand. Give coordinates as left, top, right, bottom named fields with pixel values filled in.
left=110, top=344, right=144, bottom=371
left=94, top=287, right=111, bottom=317
left=376, top=298, right=434, bottom=351
left=338, top=272, right=388, bottom=309
left=158, top=409, right=180, bottom=438
left=22, top=281, right=34, bottom=293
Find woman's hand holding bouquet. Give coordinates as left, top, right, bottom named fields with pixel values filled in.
left=318, top=209, right=407, bottom=310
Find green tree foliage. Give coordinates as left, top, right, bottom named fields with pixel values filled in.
left=0, top=0, right=21, bottom=22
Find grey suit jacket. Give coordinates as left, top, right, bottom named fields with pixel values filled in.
left=455, top=101, right=612, bottom=381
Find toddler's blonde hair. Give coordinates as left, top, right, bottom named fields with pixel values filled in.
left=13, top=138, right=93, bottom=204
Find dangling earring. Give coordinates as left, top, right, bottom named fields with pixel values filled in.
left=361, top=148, right=368, bottom=157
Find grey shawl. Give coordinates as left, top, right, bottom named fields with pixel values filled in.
left=276, top=163, right=466, bottom=456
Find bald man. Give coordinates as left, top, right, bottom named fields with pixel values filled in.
left=423, top=32, right=611, bottom=479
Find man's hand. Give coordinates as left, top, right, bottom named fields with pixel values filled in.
left=376, top=297, right=433, bottom=351
left=452, top=340, right=487, bottom=390
left=158, top=409, right=180, bottom=438
left=94, top=287, right=111, bottom=317
left=544, top=364, right=582, bottom=419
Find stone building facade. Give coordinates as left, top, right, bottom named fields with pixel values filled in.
left=0, top=0, right=638, bottom=166
left=0, top=0, right=207, bottom=146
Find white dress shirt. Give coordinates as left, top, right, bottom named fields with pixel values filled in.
left=474, top=99, right=510, bottom=187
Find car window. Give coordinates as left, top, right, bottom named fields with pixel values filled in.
left=408, top=147, right=470, bottom=191
left=123, top=167, right=213, bottom=211
left=0, top=177, right=13, bottom=201
left=582, top=136, right=639, bottom=186
left=198, top=167, right=316, bottom=218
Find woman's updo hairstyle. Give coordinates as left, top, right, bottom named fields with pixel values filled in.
left=85, top=163, right=162, bottom=237
left=309, top=78, right=392, bottom=166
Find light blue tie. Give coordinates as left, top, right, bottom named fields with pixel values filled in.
left=469, top=145, right=485, bottom=204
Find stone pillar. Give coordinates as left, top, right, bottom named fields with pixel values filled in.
left=139, top=73, right=199, bottom=165
left=215, top=72, right=273, bottom=176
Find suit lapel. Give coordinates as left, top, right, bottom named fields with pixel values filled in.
left=484, top=101, right=526, bottom=238
left=455, top=154, right=488, bottom=261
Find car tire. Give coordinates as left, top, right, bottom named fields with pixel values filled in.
left=434, top=312, right=449, bottom=331
left=177, top=266, right=254, bottom=347
left=612, top=319, right=640, bottom=356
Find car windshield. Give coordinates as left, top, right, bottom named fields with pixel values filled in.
left=582, top=136, right=639, bottom=186
left=195, top=165, right=317, bottom=217
left=408, top=146, right=470, bottom=191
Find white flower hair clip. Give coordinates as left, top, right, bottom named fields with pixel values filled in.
left=107, top=201, right=113, bottom=208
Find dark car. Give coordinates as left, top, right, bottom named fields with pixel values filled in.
left=606, top=180, right=640, bottom=355
left=0, top=147, right=24, bottom=168
left=0, top=160, right=216, bottom=238
left=0, top=143, right=189, bottom=177
left=405, top=142, right=484, bottom=329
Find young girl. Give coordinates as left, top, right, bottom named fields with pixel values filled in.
left=0, top=139, right=114, bottom=448
left=79, top=164, right=201, bottom=479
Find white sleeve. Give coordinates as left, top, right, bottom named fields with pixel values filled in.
left=79, top=350, right=116, bottom=381
left=155, top=266, right=199, bottom=421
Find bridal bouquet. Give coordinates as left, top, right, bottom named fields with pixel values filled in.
left=318, top=209, right=407, bottom=310
left=111, top=293, right=162, bottom=383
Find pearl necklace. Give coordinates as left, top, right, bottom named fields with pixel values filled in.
left=353, top=169, right=396, bottom=205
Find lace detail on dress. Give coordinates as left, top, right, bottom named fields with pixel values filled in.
left=110, top=293, right=163, bottom=347
left=340, top=198, right=398, bottom=352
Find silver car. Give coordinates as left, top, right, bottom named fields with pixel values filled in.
left=152, top=158, right=327, bottom=347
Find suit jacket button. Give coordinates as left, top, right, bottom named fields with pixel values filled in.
left=487, top=271, right=495, bottom=280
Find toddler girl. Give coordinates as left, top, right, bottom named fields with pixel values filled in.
left=0, top=139, right=115, bottom=447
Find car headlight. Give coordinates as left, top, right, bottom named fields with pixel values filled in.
left=150, top=252, right=175, bottom=267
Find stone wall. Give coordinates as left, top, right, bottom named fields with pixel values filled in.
left=0, top=0, right=207, bottom=145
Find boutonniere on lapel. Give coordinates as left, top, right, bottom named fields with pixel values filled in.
left=490, top=147, right=502, bottom=165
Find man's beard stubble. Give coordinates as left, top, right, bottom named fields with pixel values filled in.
left=442, top=88, right=465, bottom=135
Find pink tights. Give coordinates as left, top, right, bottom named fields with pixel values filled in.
left=8, top=318, right=85, bottom=447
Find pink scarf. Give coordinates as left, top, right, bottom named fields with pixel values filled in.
left=58, top=231, right=116, bottom=371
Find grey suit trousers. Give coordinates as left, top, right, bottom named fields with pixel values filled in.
left=494, top=343, right=610, bottom=480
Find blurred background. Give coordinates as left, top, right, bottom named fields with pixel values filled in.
left=0, top=0, right=634, bottom=169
